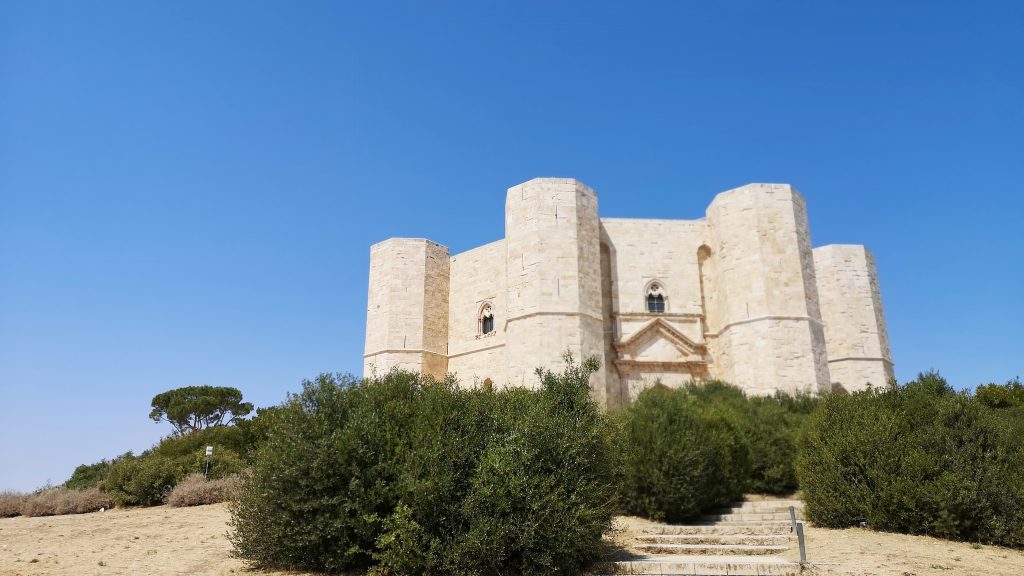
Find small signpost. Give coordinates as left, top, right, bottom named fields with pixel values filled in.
left=204, top=446, right=213, bottom=478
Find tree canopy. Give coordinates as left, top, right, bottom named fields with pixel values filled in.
left=976, top=378, right=1024, bottom=409
left=150, top=385, right=254, bottom=435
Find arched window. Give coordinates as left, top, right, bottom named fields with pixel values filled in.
left=480, top=303, right=495, bottom=334
left=646, top=283, right=666, bottom=313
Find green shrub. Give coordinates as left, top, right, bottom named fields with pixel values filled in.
left=797, top=372, right=1024, bottom=547
left=186, top=448, right=245, bottom=480
left=230, top=356, right=619, bottom=575
left=681, top=381, right=818, bottom=495
left=106, top=453, right=185, bottom=506
left=619, top=383, right=751, bottom=522
left=62, top=422, right=260, bottom=495
left=149, top=421, right=260, bottom=463
left=976, top=377, right=1024, bottom=409
left=64, top=460, right=114, bottom=490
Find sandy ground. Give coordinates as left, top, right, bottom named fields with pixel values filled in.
left=791, top=525, right=1024, bottom=576
left=3, top=504, right=1024, bottom=576
left=0, top=504, right=264, bottom=576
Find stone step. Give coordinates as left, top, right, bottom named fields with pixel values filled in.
left=638, top=534, right=792, bottom=546
left=594, top=555, right=799, bottom=575
left=714, top=500, right=804, bottom=512
left=636, top=543, right=788, bottom=556
left=643, top=525, right=792, bottom=536
left=699, top=520, right=796, bottom=528
left=709, top=504, right=803, bottom=516
left=700, top=512, right=801, bottom=523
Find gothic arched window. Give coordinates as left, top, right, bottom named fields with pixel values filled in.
left=646, top=283, right=666, bottom=313
left=480, top=303, right=495, bottom=334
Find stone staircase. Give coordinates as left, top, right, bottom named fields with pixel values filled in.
left=595, top=498, right=806, bottom=575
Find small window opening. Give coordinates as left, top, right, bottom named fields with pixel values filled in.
left=480, top=304, right=495, bottom=334
left=646, top=283, right=666, bottom=313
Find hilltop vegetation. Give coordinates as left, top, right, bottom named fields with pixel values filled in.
left=798, top=373, right=1024, bottom=547
left=617, top=380, right=817, bottom=523
left=4, top=362, right=1023, bottom=574
left=230, top=357, right=620, bottom=575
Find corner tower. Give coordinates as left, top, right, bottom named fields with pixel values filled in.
left=363, top=238, right=450, bottom=379
left=704, top=184, right=831, bottom=394
left=503, top=178, right=606, bottom=402
left=813, top=245, right=894, bottom=391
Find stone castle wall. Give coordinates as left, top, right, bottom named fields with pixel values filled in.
left=363, top=238, right=449, bottom=378
left=446, top=239, right=507, bottom=386
left=364, top=178, right=893, bottom=403
left=813, top=244, right=895, bottom=391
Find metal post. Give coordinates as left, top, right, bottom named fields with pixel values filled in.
left=789, top=505, right=798, bottom=533
left=796, top=522, right=807, bottom=566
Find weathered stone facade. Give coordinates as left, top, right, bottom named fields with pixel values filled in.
left=364, top=178, right=893, bottom=406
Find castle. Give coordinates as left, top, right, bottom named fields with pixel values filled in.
left=363, top=178, right=893, bottom=408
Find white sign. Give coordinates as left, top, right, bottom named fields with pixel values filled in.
left=205, top=446, right=213, bottom=457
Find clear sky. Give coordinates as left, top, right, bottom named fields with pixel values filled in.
left=1, top=1, right=1022, bottom=491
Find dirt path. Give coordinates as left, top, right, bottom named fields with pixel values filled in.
left=2, top=504, right=1023, bottom=576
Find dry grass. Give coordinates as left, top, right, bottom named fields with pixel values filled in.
left=0, top=489, right=27, bottom=517
left=166, top=473, right=240, bottom=507
left=18, top=486, right=113, bottom=517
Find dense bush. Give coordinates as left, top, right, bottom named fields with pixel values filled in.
left=229, top=356, right=620, bottom=575
left=618, top=383, right=751, bottom=522
left=148, top=421, right=260, bottom=463
left=680, top=381, right=817, bottom=495
left=64, top=460, right=114, bottom=490
left=167, top=473, right=240, bottom=507
left=105, top=453, right=185, bottom=506
left=976, top=377, right=1024, bottom=409
left=745, top=392, right=819, bottom=493
left=617, top=380, right=816, bottom=522
left=797, top=372, right=1024, bottom=547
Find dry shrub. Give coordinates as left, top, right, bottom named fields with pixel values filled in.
left=0, top=490, right=26, bottom=517
left=20, top=487, right=113, bottom=517
left=166, top=473, right=240, bottom=507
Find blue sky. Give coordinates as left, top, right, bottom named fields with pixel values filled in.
left=1, top=1, right=1021, bottom=491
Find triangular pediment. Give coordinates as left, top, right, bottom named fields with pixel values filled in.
left=614, top=318, right=707, bottom=362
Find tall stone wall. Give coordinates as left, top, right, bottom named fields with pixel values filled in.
left=704, top=184, right=831, bottom=395
left=363, top=238, right=450, bottom=379
left=447, top=239, right=507, bottom=386
left=503, top=178, right=606, bottom=402
left=813, top=244, right=894, bottom=391
left=599, top=218, right=710, bottom=404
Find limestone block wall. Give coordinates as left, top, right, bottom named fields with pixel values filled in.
left=599, top=218, right=710, bottom=403
left=503, top=178, right=606, bottom=399
left=363, top=238, right=450, bottom=379
left=813, top=245, right=894, bottom=391
left=704, top=184, right=831, bottom=395
left=447, top=239, right=507, bottom=386
left=599, top=218, right=708, bottom=343
left=362, top=177, right=892, bottom=403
